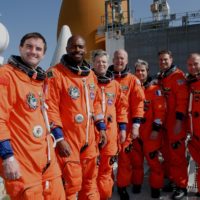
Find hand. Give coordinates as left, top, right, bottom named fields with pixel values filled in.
left=99, top=130, right=107, bottom=149
left=150, top=130, right=159, bottom=140
left=174, top=120, right=182, bottom=135
left=132, top=124, right=140, bottom=139
left=56, top=140, right=71, bottom=157
left=119, top=130, right=126, bottom=144
left=3, top=156, right=21, bottom=180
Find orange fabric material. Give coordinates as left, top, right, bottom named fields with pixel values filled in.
left=130, top=139, right=144, bottom=185
left=159, top=68, right=188, bottom=187
left=42, top=177, right=65, bottom=200
left=140, top=83, right=166, bottom=141
left=160, top=131, right=171, bottom=178
left=5, top=180, right=24, bottom=199
left=115, top=73, right=144, bottom=187
left=188, top=80, right=200, bottom=192
left=61, top=159, right=82, bottom=196
left=47, top=64, right=102, bottom=198
left=78, top=157, right=100, bottom=200
left=117, top=150, right=133, bottom=187
left=6, top=177, right=65, bottom=200
left=97, top=155, right=114, bottom=199
left=159, top=68, right=188, bottom=141
left=189, top=80, right=200, bottom=136
left=47, top=64, right=101, bottom=159
left=188, top=138, right=200, bottom=192
left=115, top=74, right=144, bottom=121
left=96, top=79, right=128, bottom=198
left=144, top=140, right=164, bottom=188
left=97, top=80, right=128, bottom=155
left=131, top=83, right=166, bottom=188
left=116, top=74, right=144, bottom=144
left=131, top=139, right=164, bottom=188
left=57, top=154, right=100, bottom=199
left=168, top=139, right=188, bottom=188
left=0, top=64, right=62, bottom=196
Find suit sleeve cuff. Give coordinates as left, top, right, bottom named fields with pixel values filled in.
left=132, top=117, right=143, bottom=124
left=176, top=112, right=185, bottom=121
left=118, top=123, right=127, bottom=131
left=51, top=127, right=64, bottom=140
left=95, top=121, right=106, bottom=131
left=152, top=122, right=162, bottom=131
left=0, top=140, right=14, bottom=160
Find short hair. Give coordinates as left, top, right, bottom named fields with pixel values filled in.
left=158, top=49, right=173, bottom=57
left=67, top=35, right=85, bottom=47
left=187, top=53, right=200, bottom=60
left=134, top=59, right=149, bottom=72
left=92, top=49, right=109, bottom=63
left=114, top=49, right=128, bottom=59
left=20, top=32, right=47, bottom=53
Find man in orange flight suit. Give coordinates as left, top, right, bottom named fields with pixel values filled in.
left=46, top=35, right=107, bottom=200
left=0, top=32, right=65, bottom=199
left=108, top=49, right=144, bottom=200
left=92, top=49, right=128, bottom=200
left=134, top=59, right=166, bottom=199
left=186, top=53, right=200, bottom=197
left=157, top=50, right=188, bottom=200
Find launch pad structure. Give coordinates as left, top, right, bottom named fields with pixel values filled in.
left=99, top=0, right=200, bottom=75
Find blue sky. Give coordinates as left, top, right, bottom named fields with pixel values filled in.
left=0, top=0, right=199, bottom=69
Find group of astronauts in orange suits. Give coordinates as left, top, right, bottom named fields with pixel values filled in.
left=0, top=32, right=200, bottom=200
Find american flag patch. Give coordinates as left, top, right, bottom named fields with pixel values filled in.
left=155, top=90, right=162, bottom=96
left=177, top=79, right=185, bottom=85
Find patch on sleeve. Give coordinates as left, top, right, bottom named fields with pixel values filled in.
left=47, top=70, right=54, bottom=78
left=155, top=90, right=162, bottom=96
left=177, top=79, right=185, bottom=85
left=0, top=77, right=9, bottom=86
left=136, top=78, right=141, bottom=86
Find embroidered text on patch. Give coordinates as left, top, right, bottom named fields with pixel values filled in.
left=26, top=92, right=38, bottom=110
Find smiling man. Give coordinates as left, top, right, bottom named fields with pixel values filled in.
left=0, top=32, right=65, bottom=199
left=134, top=59, right=166, bottom=199
left=92, top=49, right=128, bottom=200
left=186, top=53, right=200, bottom=198
left=108, top=49, right=145, bottom=200
left=46, top=35, right=107, bottom=200
left=157, top=50, right=188, bottom=200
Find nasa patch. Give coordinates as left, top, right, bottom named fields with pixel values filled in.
left=26, top=92, right=38, bottom=110
left=68, top=86, right=80, bottom=99
left=106, top=92, right=115, bottom=106
left=33, top=125, right=43, bottom=138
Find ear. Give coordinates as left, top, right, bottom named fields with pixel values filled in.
left=19, top=46, right=22, bottom=54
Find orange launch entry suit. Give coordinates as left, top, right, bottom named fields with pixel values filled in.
left=131, top=78, right=166, bottom=189
left=187, top=75, right=200, bottom=193
left=95, top=71, right=128, bottom=199
left=157, top=65, right=188, bottom=189
left=108, top=65, right=145, bottom=188
left=47, top=55, right=105, bottom=200
left=0, top=56, right=65, bottom=199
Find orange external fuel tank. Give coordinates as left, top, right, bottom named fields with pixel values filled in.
left=58, top=0, right=105, bottom=61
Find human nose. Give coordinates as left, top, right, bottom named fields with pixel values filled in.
left=29, top=46, right=37, bottom=54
